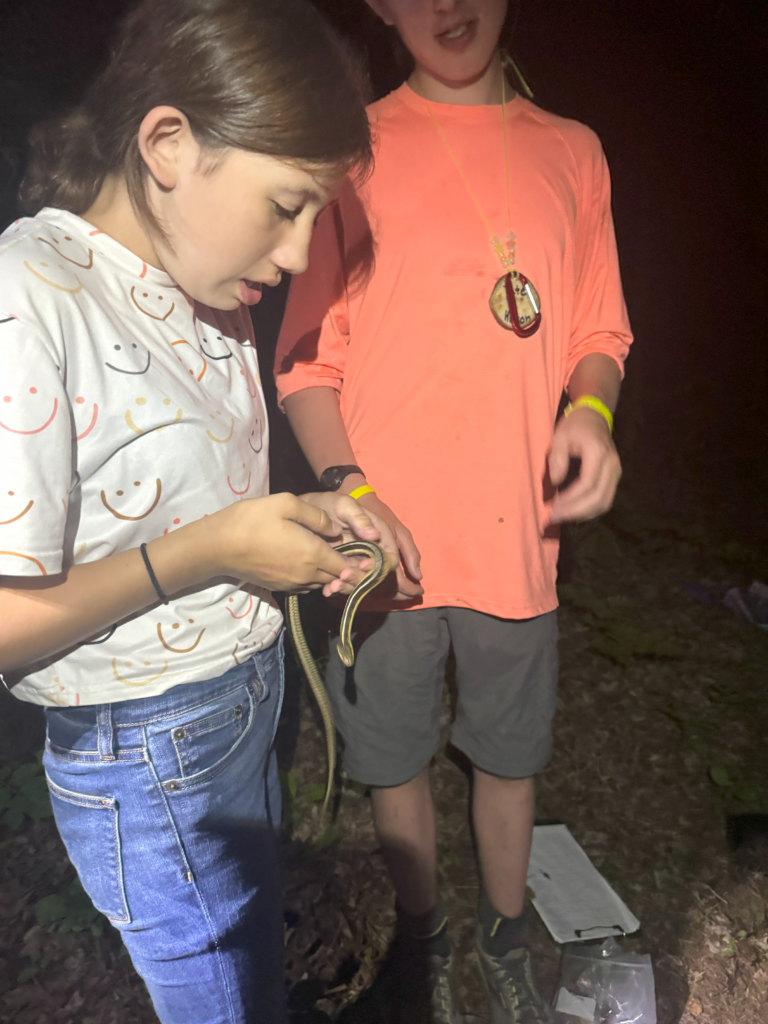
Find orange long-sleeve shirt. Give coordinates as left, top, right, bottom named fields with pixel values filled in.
left=276, top=83, right=632, bottom=618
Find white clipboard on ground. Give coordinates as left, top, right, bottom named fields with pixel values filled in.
left=526, top=824, right=640, bottom=945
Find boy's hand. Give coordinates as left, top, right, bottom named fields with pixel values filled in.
left=354, top=492, right=424, bottom=600
left=300, top=491, right=381, bottom=546
left=300, top=492, right=395, bottom=597
left=548, top=408, right=621, bottom=523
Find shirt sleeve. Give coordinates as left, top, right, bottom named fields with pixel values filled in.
left=566, top=136, right=633, bottom=384
left=0, top=314, right=72, bottom=576
left=275, top=182, right=365, bottom=409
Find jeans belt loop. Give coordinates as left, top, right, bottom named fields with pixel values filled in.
left=96, top=705, right=116, bottom=760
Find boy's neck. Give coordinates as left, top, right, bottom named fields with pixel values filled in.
left=408, top=54, right=512, bottom=106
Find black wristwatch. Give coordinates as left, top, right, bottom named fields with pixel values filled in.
left=319, top=464, right=364, bottom=492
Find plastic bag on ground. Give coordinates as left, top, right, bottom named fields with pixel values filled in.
left=723, top=580, right=768, bottom=630
left=553, top=938, right=657, bottom=1024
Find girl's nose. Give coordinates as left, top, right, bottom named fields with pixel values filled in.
left=271, top=225, right=312, bottom=277
left=271, top=244, right=309, bottom=277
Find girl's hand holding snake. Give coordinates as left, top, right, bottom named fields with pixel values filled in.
left=200, top=492, right=373, bottom=595
left=299, top=491, right=397, bottom=596
left=1, top=493, right=367, bottom=673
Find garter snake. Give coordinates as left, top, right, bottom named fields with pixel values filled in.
left=286, top=541, right=387, bottom=814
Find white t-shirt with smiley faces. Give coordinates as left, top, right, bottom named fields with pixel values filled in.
left=0, top=207, right=283, bottom=707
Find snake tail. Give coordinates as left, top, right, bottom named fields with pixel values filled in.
left=287, top=541, right=387, bottom=816
left=286, top=593, right=336, bottom=815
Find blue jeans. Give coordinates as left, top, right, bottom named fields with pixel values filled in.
left=43, top=639, right=287, bottom=1024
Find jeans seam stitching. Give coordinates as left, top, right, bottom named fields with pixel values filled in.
left=172, top=729, right=185, bottom=779
left=146, top=754, right=195, bottom=880
left=163, top=685, right=257, bottom=789
left=145, top=758, right=238, bottom=1021
left=112, top=671, right=258, bottom=728
left=269, top=634, right=285, bottom=748
left=172, top=717, right=246, bottom=779
left=45, top=776, right=131, bottom=923
left=179, top=707, right=243, bottom=740
left=47, top=785, right=115, bottom=810
left=46, top=744, right=145, bottom=763
left=109, top=802, right=131, bottom=923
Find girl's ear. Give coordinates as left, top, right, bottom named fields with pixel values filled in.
left=363, top=0, right=395, bottom=27
left=137, top=106, right=194, bottom=190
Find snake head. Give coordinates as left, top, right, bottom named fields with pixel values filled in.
left=337, top=640, right=356, bottom=668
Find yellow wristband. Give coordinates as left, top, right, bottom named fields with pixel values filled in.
left=564, top=395, right=614, bottom=433
left=348, top=484, right=377, bottom=501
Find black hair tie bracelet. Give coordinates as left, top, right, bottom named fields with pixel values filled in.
left=140, top=543, right=169, bottom=604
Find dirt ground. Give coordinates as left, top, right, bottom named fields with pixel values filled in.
left=1, top=496, right=768, bottom=1024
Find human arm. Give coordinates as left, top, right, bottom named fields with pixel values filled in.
left=548, top=133, right=632, bottom=524
left=283, top=386, right=423, bottom=600
left=274, top=190, right=422, bottom=599
left=0, top=492, right=377, bottom=673
left=548, top=353, right=622, bottom=522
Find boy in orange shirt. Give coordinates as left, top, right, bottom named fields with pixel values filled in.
left=275, top=1, right=632, bottom=1021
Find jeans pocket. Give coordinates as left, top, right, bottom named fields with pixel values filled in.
left=169, top=678, right=261, bottom=785
left=44, top=775, right=131, bottom=923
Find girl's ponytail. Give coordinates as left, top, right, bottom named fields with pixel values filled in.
left=20, top=110, right=106, bottom=215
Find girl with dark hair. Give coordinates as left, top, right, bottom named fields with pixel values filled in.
left=0, top=0, right=389, bottom=1020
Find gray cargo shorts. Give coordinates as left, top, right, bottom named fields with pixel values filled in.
left=324, top=606, right=558, bottom=787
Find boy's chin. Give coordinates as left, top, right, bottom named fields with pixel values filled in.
left=422, top=43, right=501, bottom=86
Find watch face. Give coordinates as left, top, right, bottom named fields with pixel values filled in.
left=320, top=465, right=362, bottom=491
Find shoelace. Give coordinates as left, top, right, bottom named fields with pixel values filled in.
left=489, top=957, right=544, bottom=1020
left=429, top=956, right=458, bottom=1022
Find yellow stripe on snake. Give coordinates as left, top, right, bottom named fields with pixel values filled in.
left=286, top=541, right=387, bottom=815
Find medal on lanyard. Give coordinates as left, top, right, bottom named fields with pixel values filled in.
left=425, top=63, right=542, bottom=338
left=489, top=267, right=541, bottom=335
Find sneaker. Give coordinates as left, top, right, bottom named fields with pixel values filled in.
left=339, top=930, right=464, bottom=1024
left=475, top=928, right=552, bottom=1024
left=421, top=948, right=464, bottom=1024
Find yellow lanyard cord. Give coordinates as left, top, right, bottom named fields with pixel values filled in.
left=424, top=63, right=514, bottom=269
left=501, top=71, right=512, bottom=231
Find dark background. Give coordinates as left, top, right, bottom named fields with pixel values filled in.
left=0, top=6, right=766, bottom=1018
left=1, top=0, right=766, bottom=544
